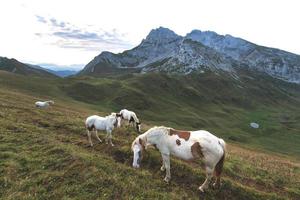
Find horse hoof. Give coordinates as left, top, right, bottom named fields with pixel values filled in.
left=163, top=177, right=170, bottom=183
left=198, top=187, right=205, bottom=193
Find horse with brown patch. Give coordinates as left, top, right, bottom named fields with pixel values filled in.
left=131, top=126, right=226, bottom=193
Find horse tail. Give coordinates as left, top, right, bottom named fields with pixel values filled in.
left=218, top=138, right=226, bottom=151
left=215, top=138, right=226, bottom=177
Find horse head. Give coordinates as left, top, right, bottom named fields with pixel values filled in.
left=132, top=137, right=146, bottom=168
left=116, top=113, right=122, bottom=127
left=136, top=122, right=141, bottom=133
left=110, top=113, right=121, bottom=128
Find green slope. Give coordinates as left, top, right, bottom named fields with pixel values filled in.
left=64, top=71, right=300, bottom=157
left=0, top=70, right=299, bottom=199
left=1, top=69, right=300, bottom=156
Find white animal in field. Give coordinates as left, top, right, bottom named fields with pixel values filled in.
left=131, top=126, right=226, bottom=192
left=85, top=113, right=121, bottom=147
left=35, top=100, right=54, bottom=108
left=119, top=109, right=141, bottom=132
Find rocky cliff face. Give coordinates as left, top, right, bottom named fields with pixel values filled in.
left=186, top=30, right=300, bottom=83
left=80, top=27, right=300, bottom=83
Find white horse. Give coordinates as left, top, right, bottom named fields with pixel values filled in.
left=85, top=113, right=121, bottom=147
left=131, top=126, right=226, bottom=192
left=35, top=100, right=54, bottom=108
left=119, top=109, right=141, bottom=132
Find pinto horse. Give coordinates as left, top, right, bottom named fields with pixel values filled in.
left=85, top=113, right=121, bottom=147
left=131, top=126, right=226, bottom=192
left=119, top=109, right=141, bottom=133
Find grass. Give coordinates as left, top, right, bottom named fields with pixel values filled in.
left=0, top=70, right=300, bottom=199
left=62, top=71, right=300, bottom=157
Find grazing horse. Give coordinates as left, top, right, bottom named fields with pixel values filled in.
left=35, top=100, right=54, bottom=108
left=119, top=109, right=141, bottom=133
left=131, top=126, right=226, bottom=192
left=85, top=113, right=121, bottom=147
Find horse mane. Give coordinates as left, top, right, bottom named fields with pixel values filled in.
left=132, top=113, right=140, bottom=123
left=143, top=126, right=170, bottom=137
left=106, top=112, right=116, bottom=118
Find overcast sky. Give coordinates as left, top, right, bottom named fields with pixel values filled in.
left=0, top=0, right=299, bottom=70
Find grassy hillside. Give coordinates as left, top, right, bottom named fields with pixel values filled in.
left=0, top=70, right=299, bottom=199
left=63, top=71, right=300, bottom=157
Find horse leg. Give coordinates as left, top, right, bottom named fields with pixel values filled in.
left=213, top=176, right=221, bottom=189
left=87, top=130, right=93, bottom=147
left=106, top=130, right=114, bottom=146
left=213, top=151, right=225, bottom=189
left=105, top=132, right=109, bottom=144
left=95, top=130, right=102, bottom=143
left=199, top=166, right=213, bottom=192
left=160, top=158, right=166, bottom=171
left=161, top=154, right=171, bottom=182
left=109, top=131, right=114, bottom=147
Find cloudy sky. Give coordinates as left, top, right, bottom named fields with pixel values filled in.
left=0, top=0, right=299, bottom=70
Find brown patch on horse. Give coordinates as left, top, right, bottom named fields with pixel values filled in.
left=153, top=144, right=158, bottom=150
left=176, top=139, right=181, bottom=146
left=169, top=129, right=190, bottom=141
left=87, top=124, right=95, bottom=131
left=139, top=138, right=146, bottom=150
left=129, top=116, right=135, bottom=123
left=191, top=142, right=204, bottom=158
left=113, top=120, right=117, bottom=127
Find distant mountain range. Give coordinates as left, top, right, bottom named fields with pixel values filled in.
left=0, top=57, right=79, bottom=77
left=44, top=69, right=78, bottom=77
left=36, top=63, right=82, bottom=77
left=2, top=27, right=300, bottom=83
left=0, top=57, right=57, bottom=78
left=80, top=27, right=300, bottom=84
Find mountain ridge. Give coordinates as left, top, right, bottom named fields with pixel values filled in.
left=80, top=27, right=300, bottom=84
left=0, top=57, right=58, bottom=78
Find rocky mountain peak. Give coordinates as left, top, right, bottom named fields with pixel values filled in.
left=80, top=27, right=300, bottom=84
left=143, top=27, right=181, bottom=44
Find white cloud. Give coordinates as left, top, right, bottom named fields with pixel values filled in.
left=0, top=0, right=299, bottom=69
